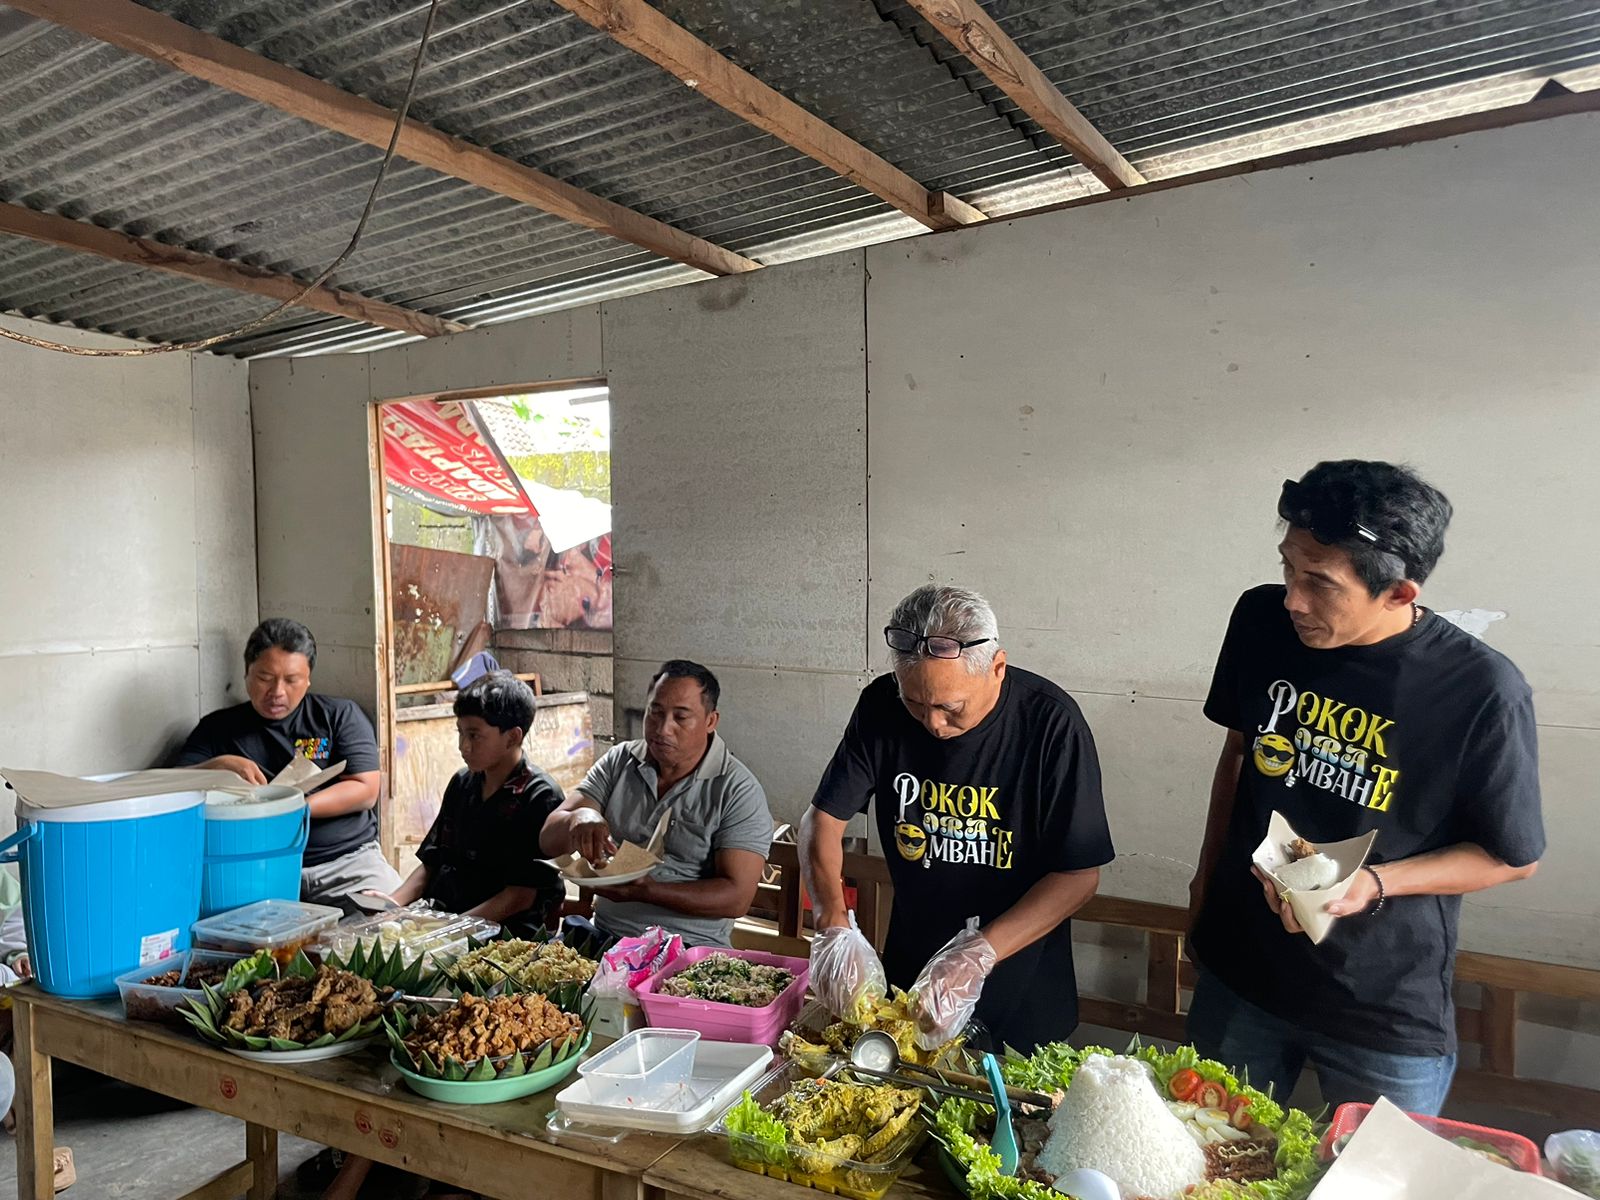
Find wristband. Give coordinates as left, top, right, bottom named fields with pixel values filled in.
left=1363, top=865, right=1386, bottom=915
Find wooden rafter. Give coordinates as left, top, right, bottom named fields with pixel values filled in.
left=902, top=0, right=1144, bottom=190
left=0, top=202, right=466, bottom=339
left=546, top=0, right=985, bottom=231
left=10, top=0, right=760, bottom=277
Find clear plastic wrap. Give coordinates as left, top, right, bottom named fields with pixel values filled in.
left=908, top=918, right=995, bottom=1050
left=808, top=912, right=886, bottom=1020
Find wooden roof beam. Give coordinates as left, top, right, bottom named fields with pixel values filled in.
left=546, top=0, right=985, bottom=231
left=0, top=202, right=467, bottom=339
left=10, top=0, right=759, bottom=277
left=902, top=0, right=1144, bottom=191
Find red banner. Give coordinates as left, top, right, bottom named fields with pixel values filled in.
left=380, top=400, right=531, bottom=515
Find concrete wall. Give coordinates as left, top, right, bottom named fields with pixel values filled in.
left=0, top=316, right=256, bottom=819
left=248, top=110, right=1599, bottom=966
left=492, top=628, right=615, bottom=744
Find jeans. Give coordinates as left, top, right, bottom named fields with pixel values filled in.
left=1186, top=969, right=1457, bottom=1116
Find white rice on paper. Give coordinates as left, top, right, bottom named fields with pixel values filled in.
left=1277, top=852, right=1340, bottom=891
left=1037, top=1055, right=1207, bottom=1200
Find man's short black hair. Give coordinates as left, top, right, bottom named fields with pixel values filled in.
left=244, top=618, right=317, bottom=670
left=649, top=660, right=720, bottom=712
left=454, top=670, right=536, bottom=735
left=1284, top=460, right=1453, bottom=596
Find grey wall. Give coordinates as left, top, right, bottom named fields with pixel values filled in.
left=0, top=316, right=256, bottom=819
left=247, top=109, right=1599, bottom=968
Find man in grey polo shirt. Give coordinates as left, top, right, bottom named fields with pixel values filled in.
left=540, top=660, right=774, bottom=946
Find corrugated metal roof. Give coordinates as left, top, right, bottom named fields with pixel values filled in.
left=0, top=0, right=1594, bottom=356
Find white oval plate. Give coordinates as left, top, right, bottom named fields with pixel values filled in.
left=223, top=1036, right=377, bottom=1063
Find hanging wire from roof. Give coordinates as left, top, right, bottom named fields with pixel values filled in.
left=0, top=0, right=443, bottom=358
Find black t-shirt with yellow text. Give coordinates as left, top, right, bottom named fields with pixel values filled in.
left=812, top=668, right=1114, bottom=1051
left=1191, top=585, right=1545, bottom=1056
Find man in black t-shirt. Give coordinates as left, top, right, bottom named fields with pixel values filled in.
left=1188, top=461, right=1544, bottom=1116
left=803, top=585, right=1114, bottom=1053
left=176, top=618, right=401, bottom=912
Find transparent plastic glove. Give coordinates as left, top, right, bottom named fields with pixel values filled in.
left=910, top=918, right=997, bottom=1050
left=809, top=911, right=887, bottom=1020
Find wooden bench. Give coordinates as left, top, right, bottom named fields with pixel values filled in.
left=742, top=842, right=1600, bottom=1126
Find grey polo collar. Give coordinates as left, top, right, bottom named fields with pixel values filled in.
left=627, top=732, right=731, bottom=782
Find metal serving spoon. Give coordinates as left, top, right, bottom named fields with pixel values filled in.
left=849, top=1031, right=1056, bottom=1110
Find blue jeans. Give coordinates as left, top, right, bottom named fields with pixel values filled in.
left=1187, top=970, right=1457, bottom=1116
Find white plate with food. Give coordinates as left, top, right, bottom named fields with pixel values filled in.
left=224, top=1035, right=379, bottom=1063
left=557, top=808, right=672, bottom=887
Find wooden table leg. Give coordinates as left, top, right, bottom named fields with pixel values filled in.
left=13, top=1001, right=55, bottom=1200
left=246, top=1122, right=278, bottom=1200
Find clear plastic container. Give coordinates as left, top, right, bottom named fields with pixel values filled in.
left=576, top=1028, right=700, bottom=1108
left=190, top=899, right=341, bottom=964
left=1547, top=1130, right=1600, bottom=1196
left=310, top=902, right=499, bottom=971
left=115, top=950, right=245, bottom=1026
left=713, top=1061, right=926, bottom=1200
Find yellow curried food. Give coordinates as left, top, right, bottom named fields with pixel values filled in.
left=451, top=940, right=597, bottom=992
left=786, top=991, right=956, bottom=1068
left=770, top=1078, right=923, bottom=1181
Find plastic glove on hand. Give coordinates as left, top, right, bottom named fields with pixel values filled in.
left=910, top=921, right=997, bottom=1050
left=808, top=912, right=887, bottom=1020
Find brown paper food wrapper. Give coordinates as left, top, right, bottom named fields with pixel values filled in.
left=1251, top=811, right=1377, bottom=945
left=1, top=768, right=248, bottom=810
left=558, top=807, right=672, bottom=883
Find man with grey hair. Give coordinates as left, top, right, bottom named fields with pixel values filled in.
left=802, top=584, right=1114, bottom=1052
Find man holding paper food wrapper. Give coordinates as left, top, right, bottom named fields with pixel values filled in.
left=1187, top=460, right=1545, bottom=1115
left=174, top=618, right=401, bottom=911
left=539, top=660, right=774, bottom=946
left=802, top=585, right=1115, bottom=1053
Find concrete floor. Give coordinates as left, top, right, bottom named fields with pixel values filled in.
left=0, top=1073, right=431, bottom=1200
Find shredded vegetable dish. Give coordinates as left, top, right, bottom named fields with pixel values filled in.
left=659, top=954, right=794, bottom=1007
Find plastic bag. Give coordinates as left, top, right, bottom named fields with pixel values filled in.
left=808, top=911, right=887, bottom=1020
left=909, top=918, right=996, bottom=1050
left=589, top=926, right=683, bottom=1000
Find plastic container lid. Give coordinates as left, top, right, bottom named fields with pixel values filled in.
left=203, top=785, right=305, bottom=820
left=17, top=789, right=205, bottom=824
left=577, top=1028, right=700, bottom=1109
left=192, top=899, right=342, bottom=952
left=557, top=1040, right=772, bottom=1133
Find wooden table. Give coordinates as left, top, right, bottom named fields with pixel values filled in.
left=11, top=987, right=682, bottom=1200
left=644, top=1134, right=956, bottom=1200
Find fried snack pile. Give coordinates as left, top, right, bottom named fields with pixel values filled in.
left=404, top=992, right=583, bottom=1065
left=223, top=966, right=383, bottom=1041
left=771, top=1078, right=922, bottom=1173
left=452, top=940, right=598, bottom=992
left=785, top=991, right=954, bottom=1068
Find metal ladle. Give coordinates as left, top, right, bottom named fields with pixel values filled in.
left=848, top=1031, right=1055, bottom=1110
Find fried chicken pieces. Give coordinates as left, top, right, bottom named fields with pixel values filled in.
left=404, top=993, right=583, bottom=1066
left=223, top=966, right=385, bottom=1042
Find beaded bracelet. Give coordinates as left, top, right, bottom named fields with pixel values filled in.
left=1363, top=864, right=1386, bottom=915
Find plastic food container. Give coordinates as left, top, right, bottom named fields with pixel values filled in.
left=1322, top=1103, right=1541, bottom=1174
left=1547, top=1131, right=1600, bottom=1196
left=634, top=947, right=810, bottom=1047
left=115, top=950, right=245, bottom=1026
left=557, top=1040, right=772, bottom=1133
left=576, top=1028, right=700, bottom=1108
left=311, top=904, right=499, bottom=970
left=714, top=1061, right=926, bottom=1200
left=191, top=899, right=341, bottom=964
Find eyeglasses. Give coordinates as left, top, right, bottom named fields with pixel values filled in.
left=884, top=627, right=995, bottom=659
left=1278, top=479, right=1403, bottom=558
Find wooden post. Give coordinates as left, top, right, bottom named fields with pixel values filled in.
left=1479, top=985, right=1519, bottom=1077
left=1146, top=932, right=1181, bottom=1016
left=13, top=999, right=55, bottom=1200
left=246, top=1122, right=278, bottom=1200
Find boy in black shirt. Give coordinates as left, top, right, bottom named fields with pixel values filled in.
left=804, top=585, right=1114, bottom=1053
left=1188, top=461, right=1544, bottom=1115
left=387, top=671, right=564, bottom=934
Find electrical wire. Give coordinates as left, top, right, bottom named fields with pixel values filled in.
left=0, top=0, right=444, bottom=358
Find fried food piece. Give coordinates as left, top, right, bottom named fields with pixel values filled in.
left=220, top=967, right=384, bottom=1041
left=1288, top=837, right=1318, bottom=861
left=403, top=992, right=584, bottom=1066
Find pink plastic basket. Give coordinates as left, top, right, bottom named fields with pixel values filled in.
left=633, top=947, right=810, bottom=1046
left=1320, top=1103, right=1542, bottom=1175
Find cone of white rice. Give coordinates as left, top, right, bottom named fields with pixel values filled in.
left=1036, top=1055, right=1207, bottom=1200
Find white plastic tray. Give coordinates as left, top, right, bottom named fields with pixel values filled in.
left=554, top=1040, right=773, bottom=1135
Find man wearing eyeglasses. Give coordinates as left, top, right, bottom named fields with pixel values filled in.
left=801, top=584, right=1114, bottom=1052
left=1186, top=460, right=1544, bottom=1115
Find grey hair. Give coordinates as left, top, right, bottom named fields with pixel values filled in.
left=886, top=585, right=1000, bottom=676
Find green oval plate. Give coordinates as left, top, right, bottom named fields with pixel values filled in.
left=392, top=1033, right=592, bottom=1105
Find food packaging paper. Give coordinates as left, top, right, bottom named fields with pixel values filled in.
left=269, top=755, right=346, bottom=795
left=1251, top=811, right=1377, bottom=945
left=0, top=768, right=249, bottom=810
left=1309, top=1098, right=1579, bottom=1199
left=559, top=807, right=672, bottom=883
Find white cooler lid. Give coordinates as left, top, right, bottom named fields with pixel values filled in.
left=2, top=768, right=227, bottom=824
left=204, top=785, right=305, bottom=820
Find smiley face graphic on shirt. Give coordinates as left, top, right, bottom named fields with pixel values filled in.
left=1252, top=732, right=1295, bottom=778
